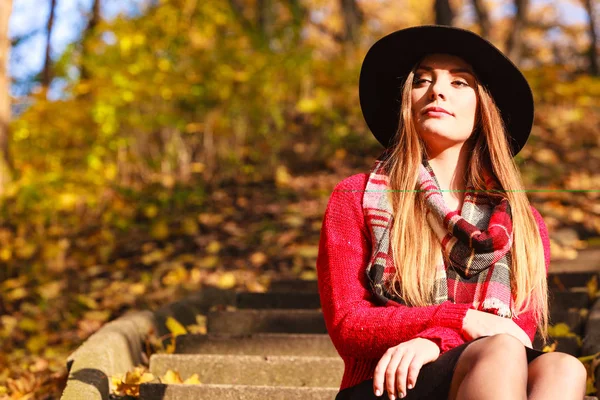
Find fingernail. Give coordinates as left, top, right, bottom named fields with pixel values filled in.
left=408, top=383, right=414, bottom=389
left=375, top=389, right=381, bottom=396
left=400, top=392, right=405, bottom=399
left=389, top=394, right=395, bottom=400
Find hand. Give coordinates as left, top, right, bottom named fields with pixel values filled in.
left=373, top=337, right=440, bottom=399
left=462, top=309, right=533, bottom=348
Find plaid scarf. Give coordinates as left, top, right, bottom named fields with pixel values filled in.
left=363, top=152, right=515, bottom=318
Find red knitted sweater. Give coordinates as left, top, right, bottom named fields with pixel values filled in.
left=316, top=173, right=551, bottom=390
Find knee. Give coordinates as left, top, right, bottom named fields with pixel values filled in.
left=460, top=334, right=527, bottom=367
left=534, top=352, right=587, bottom=382
left=482, top=333, right=527, bottom=359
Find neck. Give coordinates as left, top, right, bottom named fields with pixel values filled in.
left=425, top=143, right=470, bottom=201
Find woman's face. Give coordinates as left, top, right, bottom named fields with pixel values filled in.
left=410, top=53, right=478, bottom=154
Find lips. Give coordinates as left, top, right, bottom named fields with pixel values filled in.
left=423, top=106, right=453, bottom=116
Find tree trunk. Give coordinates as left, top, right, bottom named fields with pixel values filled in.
left=582, top=0, right=598, bottom=75
left=42, top=0, right=57, bottom=89
left=471, top=0, right=491, bottom=39
left=505, top=0, right=529, bottom=64
left=435, top=0, right=455, bottom=26
left=0, top=0, right=14, bottom=192
left=228, top=0, right=269, bottom=49
left=80, top=0, right=101, bottom=81
left=285, top=0, right=306, bottom=45
left=339, top=0, right=363, bottom=45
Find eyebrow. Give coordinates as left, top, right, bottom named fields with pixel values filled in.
left=416, top=65, right=475, bottom=76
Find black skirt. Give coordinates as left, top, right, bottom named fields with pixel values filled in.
left=335, top=337, right=545, bottom=400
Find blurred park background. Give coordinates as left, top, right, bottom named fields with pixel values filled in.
left=0, top=0, right=598, bottom=398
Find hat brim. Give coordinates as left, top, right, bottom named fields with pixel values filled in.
left=359, top=25, right=534, bottom=157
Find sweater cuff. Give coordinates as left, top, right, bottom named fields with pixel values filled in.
left=432, top=302, right=472, bottom=332
left=414, top=327, right=465, bottom=354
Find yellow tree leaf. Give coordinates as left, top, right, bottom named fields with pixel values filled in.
left=112, top=366, right=155, bottom=397
left=161, top=369, right=183, bottom=384
left=184, top=373, right=201, bottom=384
left=166, top=316, right=187, bottom=337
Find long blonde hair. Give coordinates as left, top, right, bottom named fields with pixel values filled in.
left=381, top=63, right=548, bottom=341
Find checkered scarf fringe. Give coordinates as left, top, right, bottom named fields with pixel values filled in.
left=363, top=152, right=515, bottom=318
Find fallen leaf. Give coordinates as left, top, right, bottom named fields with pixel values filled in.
left=184, top=373, right=201, bottom=384
left=161, top=369, right=183, bottom=384
left=165, top=317, right=187, bottom=337
left=217, top=272, right=236, bottom=289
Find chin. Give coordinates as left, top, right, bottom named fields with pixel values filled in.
left=419, top=130, right=471, bottom=148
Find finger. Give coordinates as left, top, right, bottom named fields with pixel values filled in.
left=385, top=348, right=405, bottom=399
left=373, top=349, right=393, bottom=396
left=406, top=356, right=424, bottom=391
left=395, top=350, right=415, bottom=398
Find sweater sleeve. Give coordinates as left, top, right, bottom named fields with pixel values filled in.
left=511, top=206, right=551, bottom=342
left=317, top=174, right=471, bottom=360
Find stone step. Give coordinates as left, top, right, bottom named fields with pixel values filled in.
left=550, top=289, right=591, bottom=312
left=207, top=309, right=327, bottom=335
left=583, top=298, right=600, bottom=355
left=533, top=335, right=581, bottom=357
left=149, top=354, right=343, bottom=387
left=550, top=308, right=586, bottom=335
left=268, top=279, right=319, bottom=293
left=174, top=333, right=337, bottom=356
left=139, top=383, right=338, bottom=400
left=235, top=291, right=321, bottom=309
left=549, top=272, right=599, bottom=290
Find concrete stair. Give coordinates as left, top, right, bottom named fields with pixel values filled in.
left=60, top=273, right=600, bottom=399
left=141, top=281, right=341, bottom=399
left=174, top=333, right=338, bottom=356
left=140, top=383, right=338, bottom=400
left=139, top=276, right=600, bottom=399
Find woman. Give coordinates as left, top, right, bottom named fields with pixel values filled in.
left=316, top=26, right=587, bottom=399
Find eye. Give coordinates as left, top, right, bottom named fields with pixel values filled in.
left=452, top=80, right=469, bottom=87
left=413, top=77, right=431, bottom=85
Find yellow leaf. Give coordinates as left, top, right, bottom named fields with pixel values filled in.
left=165, top=338, right=176, bottom=354
left=166, top=317, right=187, bottom=337
left=112, top=366, right=155, bottom=397
left=37, top=281, right=64, bottom=300
left=130, top=283, right=146, bottom=295
left=588, top=275, right=598, bottom=301
left=151, top=220, right=170, bottom=240
left=6, top=287, right=28, bottom=301
left=18, top=318, right=38, bottom=332
left=182, top=217, right=199, bottom=236
left=548, top=323, right=573, bottom=337
left=542, top=342, right=557, bottom=352
left=275, top=165, right=291, bottom=188
left=0, top=247, right=12, bottom=262
left=161, top=369, right=183, bottom=384
left=162, top=265, right=188, bottom=286
left=144, top=205, right=159, bottom=219
left=77, top=294, right=99, bottom=310
left=26, top=335, right=47, bottom=353
left=184, top=373, right=201, bottom=384
left=250, top=252, right=267, bottom=267
left=206, top=241, right=221, bottom=254
left=217, top=272, right=236, bottom=289
left=196, top=255, right=219, bottom=269
left=296, top=97, right=318, bottom=113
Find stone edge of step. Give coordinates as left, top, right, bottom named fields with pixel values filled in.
left=60, top=287, right=237, bottom=400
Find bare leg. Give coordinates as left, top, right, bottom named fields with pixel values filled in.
left=448, top=334, right=528, bottom=400
left=527, top=352, right=587, bottom=400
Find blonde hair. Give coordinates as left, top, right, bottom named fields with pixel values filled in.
left=381, top=63, right=548, bottom=342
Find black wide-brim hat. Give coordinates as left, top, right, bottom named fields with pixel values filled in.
left=359, top=25, right=534, bottom=157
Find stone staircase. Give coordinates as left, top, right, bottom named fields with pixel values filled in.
left=140, top=280, right=341, bottom=400
left=61, top=273, right=600, bottom=399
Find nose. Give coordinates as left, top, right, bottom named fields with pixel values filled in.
left=429, top=78, right=447, bottom=101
